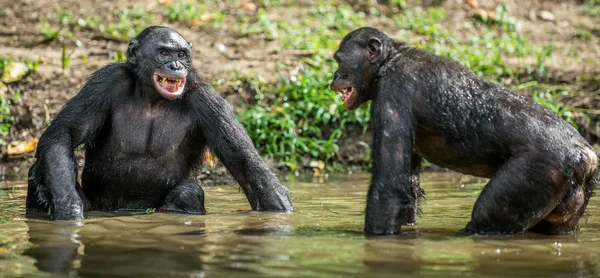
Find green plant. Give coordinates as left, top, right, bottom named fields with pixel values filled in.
left=239, top=56, right=370, bottom=170
left=469, top=4, right=521, bottom=32
left=130, top=208, right=157, bottom=215
left=233, top=1, right=558, bottom=170
left=534, top=44, right=553, bottom=80
left=575, top=25, right=596, bottom=40
left=0, top=57, right=32, bottom=146
left=532, top=89, right=579, bottom=127
left=113, top=50, right=127, bottom=63
left=61, top=45, right=73, bottom=73
left=39, top=17, right=61, bottom=41
left=101, top=8, right=151, bottom=39
left=38, top=7, right=153, bottom=42
left=0, top=94, right=11, bottom=146
left=583, top=0, right=600, bottom=16
left=144, top=208, right=157, bottom=214
left=162, top=0, right=224, bottom=28
left=391, top=6, right=447, bottom=36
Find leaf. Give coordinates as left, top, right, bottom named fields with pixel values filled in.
left=1, top=62, right=28, bottom=83
left=7, top=139, right=39, bottom=156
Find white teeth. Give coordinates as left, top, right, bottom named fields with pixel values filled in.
left=156, top=76, right=184, bottom=89
left=335, top=88, right=351, bottom=101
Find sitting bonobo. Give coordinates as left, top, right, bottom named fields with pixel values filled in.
left=330, top=27, right=598, bottom=235
left=26, top=26, right=292, bottom=220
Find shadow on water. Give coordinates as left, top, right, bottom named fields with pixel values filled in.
left=1, top=172, right=599, bottom=277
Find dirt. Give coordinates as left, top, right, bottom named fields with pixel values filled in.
left=0, top=0, right=599, bottom=179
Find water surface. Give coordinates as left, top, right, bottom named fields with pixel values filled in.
left=0, top=173, right=598, bottom=277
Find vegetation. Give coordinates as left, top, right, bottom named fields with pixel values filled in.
left=0, top=93, right=11, bottom=146
left=583, top=0, right=600, bottom=16
left=38, top=7, right=152, bottom=43
left=1, top=57, right=36, bottom=146
left=222, top=2, right=567, bottom=170
left=2, top=0, right=594, bottom=171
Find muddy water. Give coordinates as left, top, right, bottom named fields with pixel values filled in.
left=0, top=173, right=598, bottom=277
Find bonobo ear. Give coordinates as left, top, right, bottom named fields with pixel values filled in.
left=367, top=37, right=382, bottom=63
left=126, top=39, right=139, bottom=65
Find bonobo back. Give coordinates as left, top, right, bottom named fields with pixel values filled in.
left=330, top=26, right=597, bottom=235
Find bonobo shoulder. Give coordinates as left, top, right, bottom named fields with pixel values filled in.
left=400, top=47, right=465, bottom=71
left=79, top=63, right=135, bottom=99
left=87, top=63, right=133, bottom=82
left=185, top=74, right=221, bottom=99
left=185, top=74, right=233, bottom=114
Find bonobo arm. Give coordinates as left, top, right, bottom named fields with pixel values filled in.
left=365, top=84, right=416, bottom=235
left=32, top=64, right=126, bottom=219
left=191, top=80, right=292, bottom=212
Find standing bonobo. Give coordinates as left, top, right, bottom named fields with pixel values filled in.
left=26, top=26, right=292, bottom=220
left=331, top=27, right=598, bottom=235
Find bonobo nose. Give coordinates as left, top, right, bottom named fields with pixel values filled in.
left=333, top=71, right=341, bottom=80
left=169, top=61, right=184, bottom=71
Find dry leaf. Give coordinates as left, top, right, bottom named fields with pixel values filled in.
left=466, top=0, right=478, bottom=8
left=241, top=2, right=257, bottom=12
left=7, top=139, right=38, bottom=156
left=1, top=62, right=28, bottom=83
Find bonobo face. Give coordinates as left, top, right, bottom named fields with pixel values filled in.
left=127, top=26, right=193, bottom=100
left=330, top=28, right=383, bottom=110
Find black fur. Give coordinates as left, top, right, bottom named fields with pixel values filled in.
left=26, top=26, right=292, bottom=220
left=331, top=27, right=598, bottom=235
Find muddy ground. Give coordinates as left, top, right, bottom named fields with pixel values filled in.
left=0, top=0, right=599, bottom=180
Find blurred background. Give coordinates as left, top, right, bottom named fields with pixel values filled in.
left=1, top=0, right=599, bottom=179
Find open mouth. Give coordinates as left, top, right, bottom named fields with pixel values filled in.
left=334, top=86, right=354, bottom=108
left=153, top=73, right=186, bottom=99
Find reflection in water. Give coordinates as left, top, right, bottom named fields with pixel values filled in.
left=24, top=216, right=208, bottom=277
left=24, top=220, right=82, bottom=275
left=362, top=232, right=600, bottom=277
left=1, top=173, right=599, bottom=277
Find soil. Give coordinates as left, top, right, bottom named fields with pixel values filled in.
left=0, top=0, right=599, bottom=180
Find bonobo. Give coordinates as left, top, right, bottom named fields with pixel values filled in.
left=330, top=27, right=598, bottom=235
left=26, top=26, right=292, bottom=220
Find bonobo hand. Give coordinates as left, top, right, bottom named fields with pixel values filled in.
left=53, top=196, right=84, bottom=220
left=364, top=195, right=414, bottom=235
left=254, top=184, right=293, bottom=212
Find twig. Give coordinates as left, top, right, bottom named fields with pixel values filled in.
left=44, top=103, right=50, bottom=124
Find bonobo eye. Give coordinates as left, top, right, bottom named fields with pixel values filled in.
left=178, top=52, right=188, bottom=58
left=159, top=50, right=169, bottom=56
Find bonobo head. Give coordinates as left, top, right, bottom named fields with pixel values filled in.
left=126, top=26, right=193, bottom=100
left=330, top=27, right=393, bottom=110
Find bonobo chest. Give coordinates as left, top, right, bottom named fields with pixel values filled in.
left=110, top=100, right=193, bottom=155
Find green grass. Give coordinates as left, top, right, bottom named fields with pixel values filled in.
left=583, top=0, right=600, bottom=16
left=532, top=89, right=579, bottom=127
left=38, top=7, right=152, bottom=42
left=162, top=1, right=226, bottom=28
left=0, top=94, right=11, bottom=146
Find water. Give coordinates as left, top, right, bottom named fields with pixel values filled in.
left=1, top=173, right=599, bottom=277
